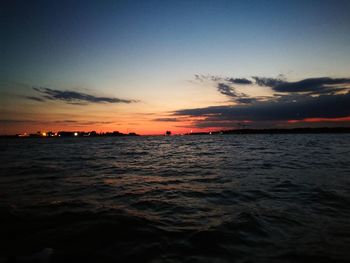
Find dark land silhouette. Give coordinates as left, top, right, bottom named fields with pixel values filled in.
left=1, top=127, right=350, bottom=138
left=0, top=131, right=140, bottom=138
left=185, top=127, right=350, bottom=135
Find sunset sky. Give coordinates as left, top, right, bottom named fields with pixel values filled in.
left=1, top=0, right=350, bottom=135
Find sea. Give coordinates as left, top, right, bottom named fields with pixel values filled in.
left=1, top=134, right=350, bottom=263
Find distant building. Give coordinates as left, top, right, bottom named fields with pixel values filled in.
left=165, top=131, right=171, bottom=136
left=57, top=131, right=75, bottom=137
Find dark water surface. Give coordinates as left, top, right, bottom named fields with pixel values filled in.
left=1, top=135, right=350, bottom=262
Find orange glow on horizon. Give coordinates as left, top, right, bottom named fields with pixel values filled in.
left=0, top=119, right=213, bottom=136
left=288, top=116, right=350, bottom=123
left=3, top=116, right=350, bottom=136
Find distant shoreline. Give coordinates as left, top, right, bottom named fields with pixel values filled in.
left=1, top=127, right=350, bottom=138
left=185, top=127, right=350, bottom=135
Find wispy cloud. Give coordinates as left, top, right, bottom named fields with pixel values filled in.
left=226, top=78, right=252, bottom=85
left=30, top=87, right=138, bottom=104
left=25, top=96, right=46, bottom=102
left=0, top=119, right=37, bottom=124
left=216, top=82, right=258, bottom=103
left=153, top=117, right=180, bottom=122
left=0, top=119, right=115, bottom=126
left=194, top=74, right=261, bottom=105
left=217, top=83, right=239, bottom=97
left=252, top=76, right=286, bottom=88
left=194, top=74, right=253, bottom=85
left=216, top=82, right=261, bottom=105
left=194, top=74, right=223, bottom=82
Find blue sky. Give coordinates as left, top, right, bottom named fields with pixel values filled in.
left=1, top=0, right=350, bottom=134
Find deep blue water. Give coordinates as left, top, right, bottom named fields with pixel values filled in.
left=1, top=134, right=350, bottom=262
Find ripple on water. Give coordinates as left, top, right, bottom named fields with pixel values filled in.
left=1, top=134, right=350, bottom=262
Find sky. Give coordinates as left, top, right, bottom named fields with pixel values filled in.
left=1, top=0, right=350, bottom=135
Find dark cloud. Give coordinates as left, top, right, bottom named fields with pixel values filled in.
left=194, top=74, right=267, bottom=104
left=52, top=120, right=115, bottom=125
left=194, top=74, right=253, bottom=85
left=0, top=119, right=37, bottom=124
left=74, top=121, right=115, bottom=125
left=182, top=120, right=253, bottom=129
left=273, top=77, right=350, bottom=93
left=25, top=96, right=45, bottom=102
left=226, top=78, right=252, bottom=85
left=252, top=76, right=350, bottom=94
left=66, top=102, right=89, bottom=106
left=174, top=92, right=350, bottom=127
left=53, top=120, right=78, bottom=123
left=31, top=87, right=138, bottom=104
left=216, top=83, right=258, bottom=104
left=194, top=74, right=204, bottom=81
left=196, top=74, right=350, bottom=95
left=217, top=83, right=238, bottom=97
left=194, top=74, right=223, bottom=82
left=0, top=119, right=114, bottom=126
left=252, top=76, right=286, bottom=88
left=153, top=117, right=180, bottom=122
left=187, top=74, right=350, bottom=128
left=235, top=97, right=259, bottom=104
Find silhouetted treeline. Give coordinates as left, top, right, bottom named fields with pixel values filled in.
left=57, top=131, right=139, bottom=137
left=185, top=127, right=350, bottom=135
left=1, top=131, right=139, bottom=138
left=1, top=127, right=350, bottom=138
